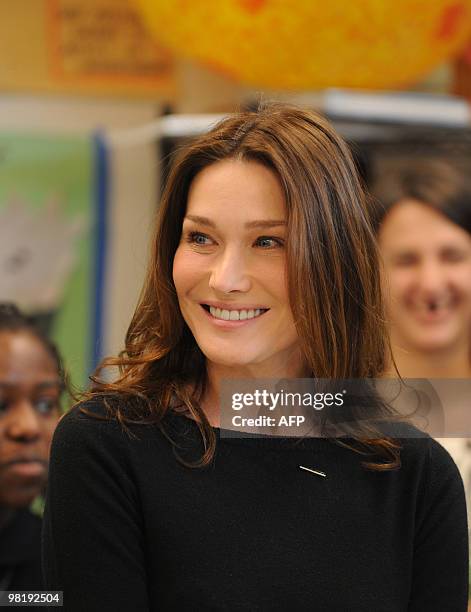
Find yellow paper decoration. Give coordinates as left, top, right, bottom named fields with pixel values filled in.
left=137, top=0, right=471, bottom=89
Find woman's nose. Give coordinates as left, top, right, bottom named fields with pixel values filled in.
left=416, top=260, right=447, bottom=295
left=209, top=248, right=252, bottom=294
left=5, top=401, right=42, bottom=442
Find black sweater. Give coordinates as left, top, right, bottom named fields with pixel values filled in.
left=0, top=508, right=43, bottom=590
left=43, top=400, right=469, bottom=611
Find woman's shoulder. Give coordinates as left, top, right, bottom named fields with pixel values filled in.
left=370, top=419, right=464, bottom=488
left=58, top=393, right=166, bottom=430
left=386, top=421, right=458, bottom=466
left=400, top=433, right=462, bottom=477
left=51, top=398, right=132, bottom=472
left=53, top=395, right=165, bottom=457
left=49, top=397, right=190, bottom=495
left=56, top=395, right=130, bottom=439
left=50, top=397, right=207, bottom=494
left=390, top=425, right=466, bottom=506
left=54, top=395, right=200, bottom=459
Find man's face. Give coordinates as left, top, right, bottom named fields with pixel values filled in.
left=379, top=199, right=471, bottom=355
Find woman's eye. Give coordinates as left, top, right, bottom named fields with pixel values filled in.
left=255, top=236, right=284, bottom=248
left=187, top=231, right=213, bottom=246
left=441, top=249, right=467, bottom=263
left=392, top=253, right=418, bottom=267
left=34, top=398, right=58, bottom=415
left=0, top=400, right=8, bottom=414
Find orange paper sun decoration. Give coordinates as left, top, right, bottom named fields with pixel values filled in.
left=138, top=0, right=471, bottom=90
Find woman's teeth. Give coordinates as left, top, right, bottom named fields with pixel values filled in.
left=411, top=296, right=454, bottom=316
left=208, top=306, right=266, bottom=321
left=424, top=297, right=451, bottom=312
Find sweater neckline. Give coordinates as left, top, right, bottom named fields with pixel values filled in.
left=170, top=414, right=338, bottom=451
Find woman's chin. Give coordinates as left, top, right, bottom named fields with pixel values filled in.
left=206, top=355, right=254, bottom=369
left=202, top=347, right=261, bottom=370
left=408, top=333, right=463, bottom=356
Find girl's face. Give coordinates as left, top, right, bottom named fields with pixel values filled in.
left=0, top=332, right=61, bottom=508
left=378, top=199, right=471, bottom=355
left=173, top=159, right=304, bottom=376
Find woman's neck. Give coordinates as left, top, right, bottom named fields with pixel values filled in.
left=386, top=341, right=471, bottom=379
left=202, top=352, right=311, bottom=427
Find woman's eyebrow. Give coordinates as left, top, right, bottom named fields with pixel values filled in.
left=184, top=215, right=286, bottom=229
left=35, top=381, right=63, bottom=390
left=0, top=380, right=62, bottom=390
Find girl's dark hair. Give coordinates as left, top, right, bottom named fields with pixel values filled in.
left=370, top=159, right=471, bottom=235
left=83, top=102, right=400, bottom=471
left=0, top=302, right=67, bottom=389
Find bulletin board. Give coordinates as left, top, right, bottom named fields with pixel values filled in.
left=0, top=0, right=175, bottom=98
left=0, top=133, right=107, bottom=390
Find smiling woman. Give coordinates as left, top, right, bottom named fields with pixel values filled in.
left=173, top=160, right=306, bottom=413
left=43, top=104, right=468, bottom=611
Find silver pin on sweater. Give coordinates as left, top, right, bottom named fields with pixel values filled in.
left=299, top=465, right=327, bottom=478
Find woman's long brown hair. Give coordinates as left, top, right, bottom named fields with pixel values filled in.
left=84, top=103, right=400, bottom=470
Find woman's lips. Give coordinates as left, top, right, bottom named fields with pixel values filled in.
left=200, top=304, right=269, bottom=328
left=2, top=460, right=46, bottom=478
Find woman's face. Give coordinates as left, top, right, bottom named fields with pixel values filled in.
left=378, top=199, right=471, bottom=354
left=173, top=159, right=303, bottom=374
left=0, top=332, right=61, bottom=508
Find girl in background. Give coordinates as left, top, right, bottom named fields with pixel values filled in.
left=0, top=303, right=64, bottom=590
